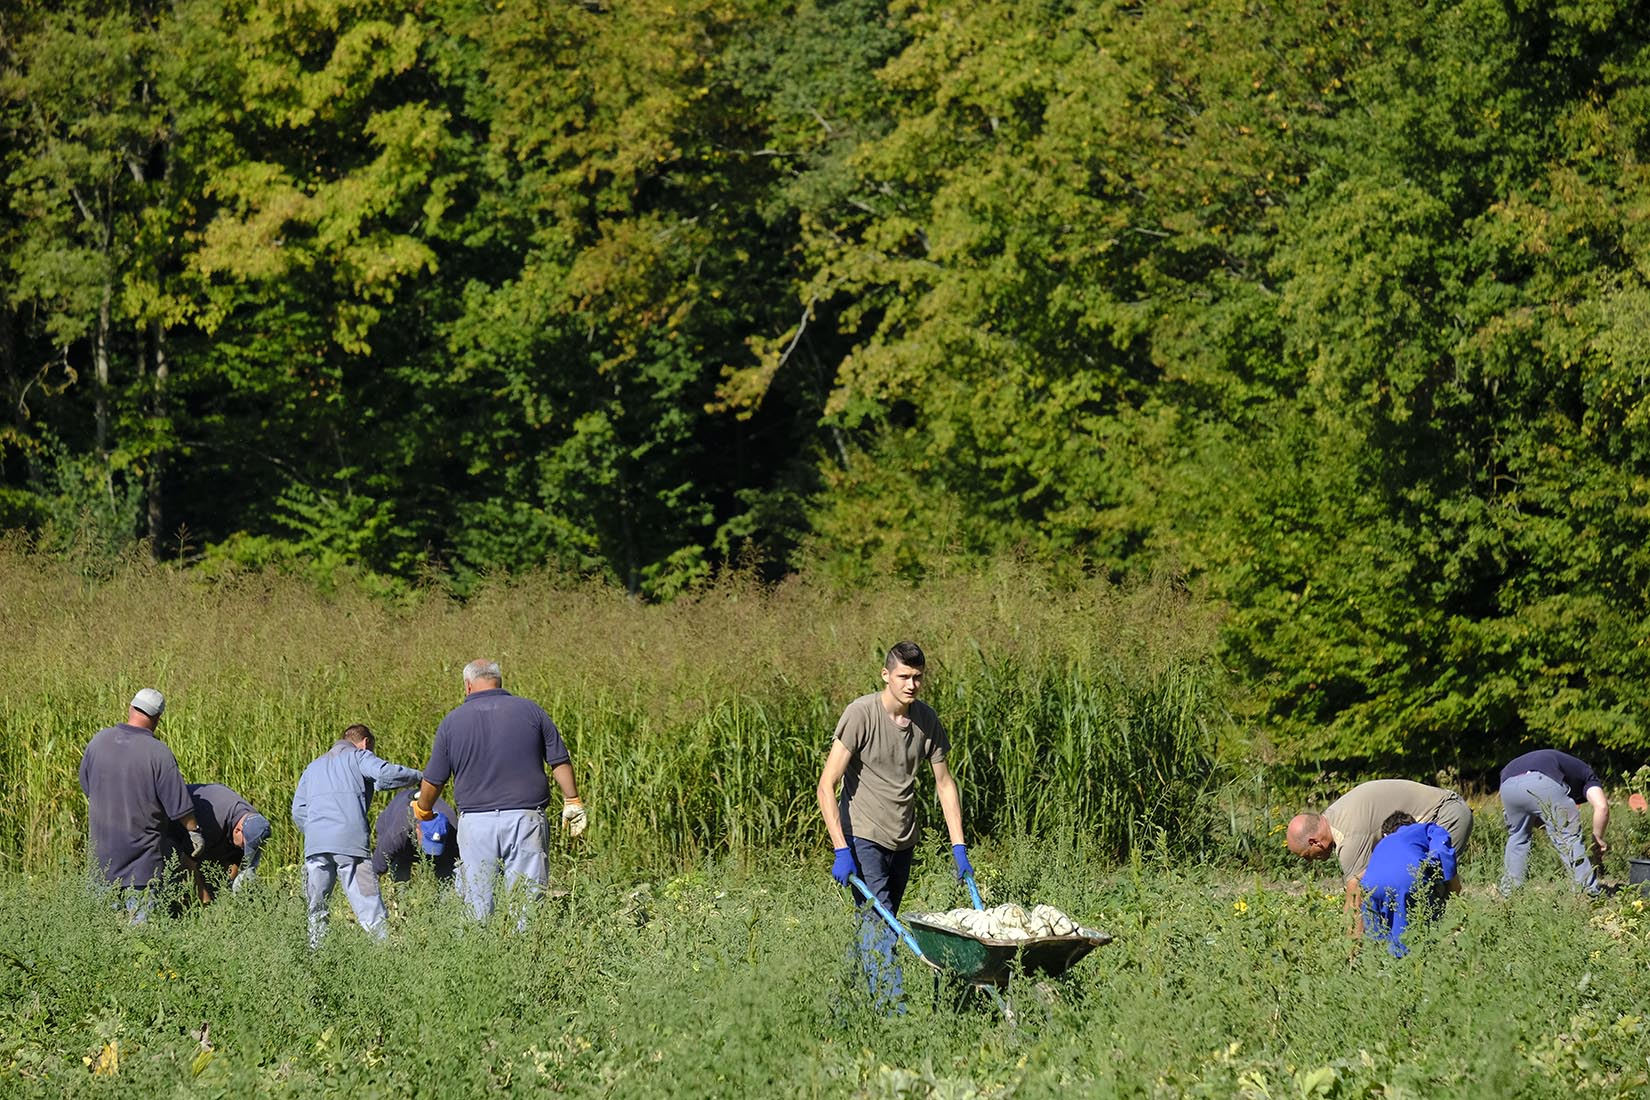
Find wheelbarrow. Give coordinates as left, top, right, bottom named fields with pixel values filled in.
left=848, top=872, right=1113, bottom=1015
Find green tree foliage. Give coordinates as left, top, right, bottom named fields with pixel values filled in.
left=1197, top=0, right=1650, bottom=763
left=786, top=0, right=1341, bottom=578
left=0, top=1, right=182, bottom=549
left=777, top=0, right=1650, bottom=763
left=4, top=0, right=1650, bottom=764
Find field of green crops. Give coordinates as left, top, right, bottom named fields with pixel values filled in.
left=4, top=845, right=1650, bottom=1098
left=6, top=547, right=1650, bottom=1097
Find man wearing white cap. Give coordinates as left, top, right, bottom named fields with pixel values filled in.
left=78, top=688, right=205, bottom=919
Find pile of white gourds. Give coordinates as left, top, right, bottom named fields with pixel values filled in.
left=918, top=902, right=1083, bottom=940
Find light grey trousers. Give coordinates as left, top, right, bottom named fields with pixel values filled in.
left=456, top=809, right=549, bottom=923
left=1499, top=771, right=1599, bottom=895
left=304, top=853, right=387, bottom=946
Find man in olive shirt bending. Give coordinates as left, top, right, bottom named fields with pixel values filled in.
left=816, top=641, right=971, bottom=1009
left=1286, top=779, right=1473, bottom=935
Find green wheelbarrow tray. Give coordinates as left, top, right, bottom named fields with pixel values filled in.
left=900, top=915, right=1114, bottom=988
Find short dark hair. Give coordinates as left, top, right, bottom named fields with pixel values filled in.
left=342, top=723, right=373, bottom=745
left=1380, top=811, right=1416, bottom=837
left=884, top=641, right=925, bottom=671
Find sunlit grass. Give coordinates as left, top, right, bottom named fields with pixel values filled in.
left=3, top=849, right=1647, bottom=1098
left=0, top=544, right=1224, bottom=873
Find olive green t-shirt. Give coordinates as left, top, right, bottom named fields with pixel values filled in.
left=833, top=692, right=950, bottom=851
left=1324, top=779, right=1457, bottom=881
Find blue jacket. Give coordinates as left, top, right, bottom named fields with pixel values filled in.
left=292, top=740, right=422, bottom=859
left=1360, top=822, right=1457, bottom=958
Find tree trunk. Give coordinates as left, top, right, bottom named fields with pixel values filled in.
left=0, top=306, right=33, bottom=484
left=95, top=281, right=113, bottom=505
left=146, top=319, right=167, bottom=554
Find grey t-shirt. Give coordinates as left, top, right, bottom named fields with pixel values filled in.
left=833, top=693, right=949, bottom=851
left=78, top=724, right=193, bottom=888
left=186, top=783, right=257, bottom=865
left=1323, top=779, right=1458, bottom=882
left=424, top=688, right=569, bottom=813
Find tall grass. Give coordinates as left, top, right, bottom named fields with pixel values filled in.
left=0, top=543, right=1226, bottom=874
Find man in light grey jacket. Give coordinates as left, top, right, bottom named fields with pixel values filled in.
left=292, top=724, right=422, bottom=947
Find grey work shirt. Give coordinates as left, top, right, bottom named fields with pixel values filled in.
left=186, top=783, right=257, bottom=865
left=78, top=723, right=193, bottom=887
left=424, top=688, right=570, bottom=813
left=292, top=740, right=422, bottom=859
left=833, top=693, right=950, bottom=851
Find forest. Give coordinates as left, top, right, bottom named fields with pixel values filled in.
left=4, top=0, right=1650, bottom=768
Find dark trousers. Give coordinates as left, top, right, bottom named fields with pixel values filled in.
left=850, top=839, right=912, bottom=1010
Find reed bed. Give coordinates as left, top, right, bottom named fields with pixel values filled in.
left=0, top=544, right=1226, bottom=874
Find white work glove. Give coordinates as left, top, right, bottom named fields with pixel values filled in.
left=560, top=798, right=588, bottom=838
left=187, top=829, right=206, bottom=859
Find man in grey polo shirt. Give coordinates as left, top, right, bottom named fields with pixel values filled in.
left=78, top=688, right=205, bottom=920
left=183, top=782, right=272, bottom=900
left=413, top=659, right=587, bottom=923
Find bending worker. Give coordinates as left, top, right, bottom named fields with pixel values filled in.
left=183, top=782, right=272, bottom=900
left=1287, top=778, right=1473, bottom=935
left=1498, top=748, right=1609, bottom=896
left=373, top=786, right=460, bottom=884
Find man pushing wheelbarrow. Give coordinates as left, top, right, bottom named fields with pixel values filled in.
left=816, top=641, right=973, bottom=1013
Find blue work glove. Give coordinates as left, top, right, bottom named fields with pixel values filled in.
left=830, top=846, right=855, bottom=885
left=951, top=843, right=974, bottom=880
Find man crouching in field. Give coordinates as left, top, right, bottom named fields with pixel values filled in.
left=816, top=642, right=972, bottom=1011
left=180, top=782, right=271, bottom=902
left=1361, top=811, right=1457, bottom=957
left=1287, top=779, right=1472, bottom=936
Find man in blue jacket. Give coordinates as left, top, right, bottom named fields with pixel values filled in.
left=413, top=659, right=586, bottom=924
left=1360, top=812, right=1458, bottom=957
left=292, top=724, right=422, bottom=946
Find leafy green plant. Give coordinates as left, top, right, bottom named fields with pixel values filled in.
left=1616, top=765, right=1650, bottom=860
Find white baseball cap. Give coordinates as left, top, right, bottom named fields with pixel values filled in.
left=130, top=688, right=166, bottom=719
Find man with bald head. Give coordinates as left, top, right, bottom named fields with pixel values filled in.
left=414, top=659, right=586, bottom=923
left=1287, top=779, right=1473, bottom=935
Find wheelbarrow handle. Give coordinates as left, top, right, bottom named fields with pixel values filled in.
left=962, top=871, right=985, bottom=911
left=847, top=874, right=926, bottom=959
